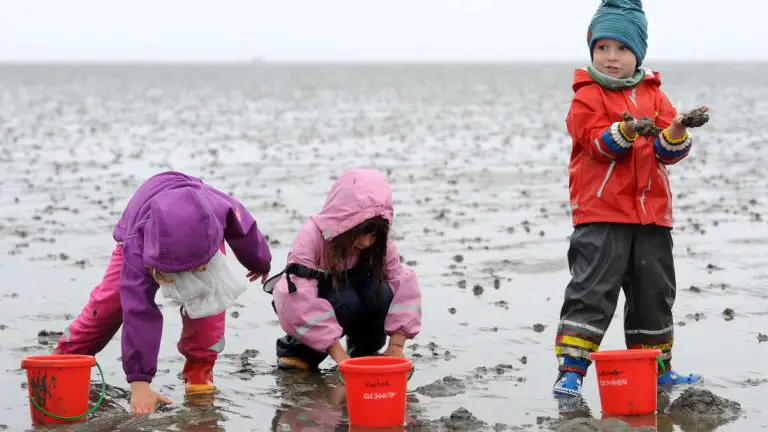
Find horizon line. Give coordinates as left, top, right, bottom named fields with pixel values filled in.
left=1, top=58, right=766, bottom=65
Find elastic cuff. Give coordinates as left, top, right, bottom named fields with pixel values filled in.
left=619, top=122, right=638, bottom=142
left=126, top=373, right=154, bottom=383
left=662, top=128, right=689, bottom=145
left=609, top=122, right=634, bottom=149
left=319, top=336, right=342, bottom=354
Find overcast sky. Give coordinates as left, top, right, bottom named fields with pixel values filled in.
left=1, top=0, right=765, bottom=62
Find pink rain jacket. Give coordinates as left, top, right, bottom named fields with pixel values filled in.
left=272, top=168, right=422, bottom=353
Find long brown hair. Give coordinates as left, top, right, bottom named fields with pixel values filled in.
left=324, top=216, right=390, bottom=293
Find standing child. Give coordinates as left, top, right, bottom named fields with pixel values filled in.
left=264, top=168, right=422, bottom=370
left=53, top=170, right=272, bottom=413
left=553, top=0, right=711, bottom=398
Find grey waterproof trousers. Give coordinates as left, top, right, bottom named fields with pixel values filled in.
left=555, top=222, right=676, bottom=375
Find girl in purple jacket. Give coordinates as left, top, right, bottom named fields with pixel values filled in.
left=53, top=171, right=272, bottom=413
left=265, top=168, right=422, bottom=371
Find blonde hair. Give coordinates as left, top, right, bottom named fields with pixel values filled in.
left=150, top=265, right=207, bottom=284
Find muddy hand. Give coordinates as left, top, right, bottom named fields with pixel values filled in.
left=622, top=111, right=660, bottom=138
left=130, top=382, right=172, bottom=414
left=680, top=105, right=710, bottom=128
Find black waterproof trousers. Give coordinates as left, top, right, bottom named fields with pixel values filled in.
left=276, top=266, right=394, bottom=370
left=556, top=222, right=676, bottom=375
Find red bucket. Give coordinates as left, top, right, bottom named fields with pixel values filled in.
left=339, top=356, right=413, bottom=428
left=590, top=349, right=661, bottom=416
left=21, top=354, right=105, bottom=425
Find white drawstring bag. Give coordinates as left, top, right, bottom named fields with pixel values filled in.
left=157, top=251, right=247, bottom=319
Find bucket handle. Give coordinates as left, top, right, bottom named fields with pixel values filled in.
left=29, top=359, right=106, bottom=421
left=656, top=356, right=666, bottom=374
left=337, top=367, right=414, bottom=386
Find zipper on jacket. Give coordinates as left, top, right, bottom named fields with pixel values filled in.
left=597, top=161, right=616, bottom=198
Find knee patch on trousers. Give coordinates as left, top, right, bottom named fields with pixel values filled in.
left=208, top=336, right=225, bottom=353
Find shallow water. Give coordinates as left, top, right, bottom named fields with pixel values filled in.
left=0, top=63, right=766, bottom=431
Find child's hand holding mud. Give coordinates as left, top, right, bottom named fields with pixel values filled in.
left=677, top=106, right=711, bottom=128
left=621, top=112, right=661, bottom=138
left=667, top=105, right=710, bottom=141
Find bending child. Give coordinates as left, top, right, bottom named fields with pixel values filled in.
left=53, top=170, right=272, bottom=413
left=553, top=0, right=711, bottom=398
left=264, top=168, right=422, bottom=370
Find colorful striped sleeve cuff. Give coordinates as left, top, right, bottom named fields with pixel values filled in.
left=654, top=129, right=693, bottom=164
left=595, top=122, right=635, bottom=160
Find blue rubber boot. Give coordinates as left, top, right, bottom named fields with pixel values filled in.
left=553, top=371, right=584, bottom=398
left=553, top=356, right=589, bottom=398
left=658, top=369, right=702, bottom=385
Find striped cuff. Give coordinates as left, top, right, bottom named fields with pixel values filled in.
left=655, top=129, right=692, bottom=161
left=602, top=122, right=634, bottom=154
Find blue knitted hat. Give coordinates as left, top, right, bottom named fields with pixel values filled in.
left=587, top=0, right=648, bottom=66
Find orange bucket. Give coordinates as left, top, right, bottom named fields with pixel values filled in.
left=589, top=348, right=662, bottom=416
left=20, top=354, right=106, bottom=425
left=338, top=356, right=413, bottom=428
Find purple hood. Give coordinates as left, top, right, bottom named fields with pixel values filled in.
left=142, top=188, right=223, bottom=273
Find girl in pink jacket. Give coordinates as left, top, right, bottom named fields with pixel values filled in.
left=264, top=168, right=422, bottom=370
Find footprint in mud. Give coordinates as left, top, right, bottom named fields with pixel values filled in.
left=408, top=341, right=456, bottom=363
left=744, top=378, right=768, bottom=387
left=415, top=363, right=526, bottom=399
left=665, top=388, right=742, bottom=430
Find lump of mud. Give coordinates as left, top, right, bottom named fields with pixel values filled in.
left=621, top=112, right=660, bottom=138
left=37, top=330, right=63, bottom=345
left=758, top=333, right=767, bottom=343
left=681, top=107, right=710, bottom=128
left=657, top=387, right=671, bottom=412
left=533, top=323, right=546, bottom=333
left=410, top=407, right=487, bottom=431
left=555, top=417, right=653, bottom=432
left=415, top=375, right=466, bottom=398
left=722, top=308, right=735, bottom=321
left=666, top=388, right=742, bottom=430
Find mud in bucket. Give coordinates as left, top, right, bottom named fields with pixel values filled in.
left=20, top=354, right=106, bottom=425
left=338, top=356, right=413, bottom=428
left=589, top=348, right=662, bottom=416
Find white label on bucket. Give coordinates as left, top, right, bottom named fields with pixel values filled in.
left=599, top=378, right=628, bottom=386
left=363, top=392, right=398, bottom=400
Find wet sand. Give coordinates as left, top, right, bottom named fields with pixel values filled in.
left=0, top=63, right=766, bottom=431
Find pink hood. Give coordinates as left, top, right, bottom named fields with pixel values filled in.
left=310, top=168, right=394, bottom=242
left=272, top=168, right=422, bottom=353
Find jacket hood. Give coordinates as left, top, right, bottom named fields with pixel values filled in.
left=309, top=168, right=394, bottom=241
left=142, top=187, right=223, bottom=272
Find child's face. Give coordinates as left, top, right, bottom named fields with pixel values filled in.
left=353, top=234, right=376, bottom=251
left=592, top=38, right=637, bottom=79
